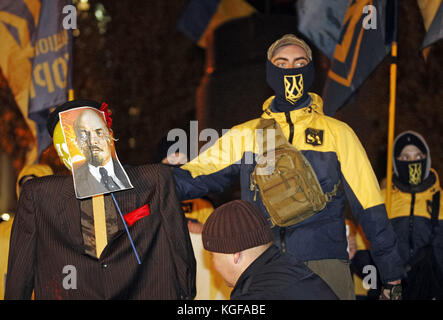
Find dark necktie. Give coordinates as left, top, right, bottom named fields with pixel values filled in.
left=99, top=167, right=120, bottom=191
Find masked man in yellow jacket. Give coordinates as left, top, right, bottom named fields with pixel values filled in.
left=173, top=34, right=405, bottom=300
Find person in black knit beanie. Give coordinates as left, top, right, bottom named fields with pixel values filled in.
left=202, top=200, right=338, bottom=300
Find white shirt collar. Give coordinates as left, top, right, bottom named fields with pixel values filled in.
left=88, top=159, right=116, bottom=183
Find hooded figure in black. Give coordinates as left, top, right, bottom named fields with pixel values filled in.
left=387, top=131, right=443, bottom=300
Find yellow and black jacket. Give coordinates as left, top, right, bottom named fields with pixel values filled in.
left=174, top=93, right=405, bottom=282
left=382, top=169, right=443, bottom=273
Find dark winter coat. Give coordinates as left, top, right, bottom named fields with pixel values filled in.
left=230, top=245, right=338, bottom=300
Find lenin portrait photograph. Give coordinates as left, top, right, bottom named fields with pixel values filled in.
left=59, top=106, right=133, bottom=199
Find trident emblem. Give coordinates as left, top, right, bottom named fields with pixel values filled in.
left=284, top=74, right=304, bottom=104
left=408, top=162, right=422, bottom=185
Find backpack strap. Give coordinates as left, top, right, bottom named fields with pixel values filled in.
left=255, top=117, right=288, bottom=153
left=256, top=117, right=341, bottom=203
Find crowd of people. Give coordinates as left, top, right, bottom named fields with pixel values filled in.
left=1, top=34, right=442, bottom=300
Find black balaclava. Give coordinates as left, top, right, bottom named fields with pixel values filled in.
left=266, top=59, right=315, bottom=112
left=393, top=131, right=431, bottom=186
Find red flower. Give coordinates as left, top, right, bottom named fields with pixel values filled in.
left=99, top=102, right=113, bottom=129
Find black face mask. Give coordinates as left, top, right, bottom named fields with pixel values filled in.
left=266, top=59, right=315, bottom=112
left=394, top=158, right=427, bottom=186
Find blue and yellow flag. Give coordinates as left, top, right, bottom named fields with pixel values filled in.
left=296, top=0, right=350, bottom=60
left=177, top=0, right=256, bottom=48
left=0, top=0, right=72, bottom=159
left=321, top=0, right=393, bottom=116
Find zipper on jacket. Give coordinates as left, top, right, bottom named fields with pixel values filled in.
left=284, top=112, right=294, bottom=144
left=280, top=227, right=287, bottom=253
left=408, top=193, right=416, bottom=258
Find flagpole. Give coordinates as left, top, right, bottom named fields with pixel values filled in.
left=385, top=0, right=398, bottom=216
left=68, top=89, right=74, bottom=101
left=385, top=41, right=397, bottom=215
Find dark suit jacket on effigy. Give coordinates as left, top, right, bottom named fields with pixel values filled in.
left=5, top=164, right=196, bottom=300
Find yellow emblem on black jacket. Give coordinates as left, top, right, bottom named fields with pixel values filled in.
left=284, top=74, right=303, bottom=104
left=305, top=128, right=324, bottom=146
